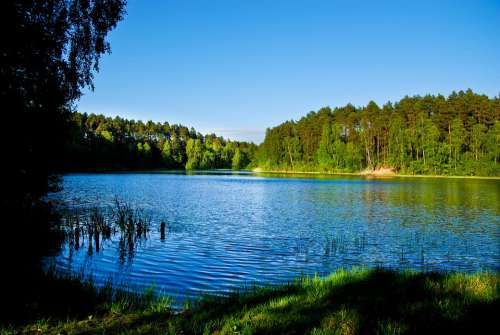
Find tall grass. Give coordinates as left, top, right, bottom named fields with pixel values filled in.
left=111, top=198, right=151, bottom=236
left=5, top=268, right=496, bottom=334
left=61, top=198, right=154, bottom=260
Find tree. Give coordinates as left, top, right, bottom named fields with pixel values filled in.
left=62, top=111, right=257, bottom=171
left=317, top=124, right=335, bottom=169
left=232, top=148, right=242, bottom=170
left=283, top=135, right=301, bottom=170
left=450, top=118, right=466, bottom=170
left=470, top=123, right=487, bottom=161
left=162, top=141, right=173, bottom=166
left=255, top=90, right=500, bottom=176
left=170, top=134, right=185, bottom=166
left=143, top=142, right=152, bottom=158
left=100, top=130, right=114, bottom=142
left=345, top=142, right=363, bottom=172
left=1, top=0, right=127, bottom=208
left=201, top=149, right=215, bottom=169
left=486, top=121, right=500, bottom=164
left=222, top=142, right=236, bottom=165
left=421, top=120, right=441, bottom=173
left=317, top=123, right=346, bottom=171
left=185, top=139, right=203, bottom=170
left=388, top=116, right=407, bottom=171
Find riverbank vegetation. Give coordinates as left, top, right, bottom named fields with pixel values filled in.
left=65, top=90, right=500, bottom=176
left=2, top=268, right=498, bottom=334
left=64, top=112, right=258, bottom=171
left=64, top=90, right=500, bottom=177
left=256, top=90, right=500, bottom=176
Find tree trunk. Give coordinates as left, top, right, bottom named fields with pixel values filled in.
left=287, top=144, right=294, bottom=170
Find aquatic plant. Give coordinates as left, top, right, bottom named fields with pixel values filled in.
left=111, top=198, right=151, bottom=237
left=60, top=199, right=157, bottom=262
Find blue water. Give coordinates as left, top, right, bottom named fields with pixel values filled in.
left=47, top=171, right=500, bottom=303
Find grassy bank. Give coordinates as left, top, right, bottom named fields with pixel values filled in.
left=2, top=268, right=499, bottom=334
left=253, top=168, right=500, bottom=180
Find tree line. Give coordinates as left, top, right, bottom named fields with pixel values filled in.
left=65, top=112, right=257, bottom=171
left=255, top=90, right=500, bottom=176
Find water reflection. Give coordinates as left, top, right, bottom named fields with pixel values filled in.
left=46, top=172, right=500, bottom=305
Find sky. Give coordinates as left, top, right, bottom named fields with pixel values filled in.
left=78, top=0, right=500, bottom=143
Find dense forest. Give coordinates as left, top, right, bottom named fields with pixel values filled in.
left=256, top=90, right=500, bottom=176
left=65, top=112, right=257, bottom=171
left=66, top=90, right=500, bottom=176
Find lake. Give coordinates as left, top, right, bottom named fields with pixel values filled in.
left=46, top=171, right=500, bottom=304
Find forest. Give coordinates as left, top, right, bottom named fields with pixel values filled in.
left=66, top=90, right=500, bottom=177
left=64, top=112, right=258, bottom=171
left=255, top=90, right=500, bottom=176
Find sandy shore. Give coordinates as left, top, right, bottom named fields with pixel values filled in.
left=252, top=167, right=500, bottom=180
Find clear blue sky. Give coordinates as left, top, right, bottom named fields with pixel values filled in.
left=78, top=0, right=500, bottom=143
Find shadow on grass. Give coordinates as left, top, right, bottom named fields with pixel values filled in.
left=175, top=269, right=499, bottom=334
left=6, top=268, right=497, bottom=334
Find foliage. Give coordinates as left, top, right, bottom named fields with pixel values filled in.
left=65, top=112, right=258, bottom=171
left=0, top=0, right=126, bottom=209
left=256, top=90, right=500, bottom=176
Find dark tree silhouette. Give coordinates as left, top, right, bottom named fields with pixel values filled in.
left=0, top=0, right=126, bottom=210
left=0, top=2, right=127, bottom=319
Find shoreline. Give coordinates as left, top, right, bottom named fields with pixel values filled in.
left=5, top=268, right=499, bottom=334
left=252, top=168, right=500, bottom=180
left=58, top=167, right=500, bottom=180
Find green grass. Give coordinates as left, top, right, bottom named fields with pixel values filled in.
left=2, top=268, right=499, bottom=334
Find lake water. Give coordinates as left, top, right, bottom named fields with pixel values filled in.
left=47, top=171, right=500, bottom=304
